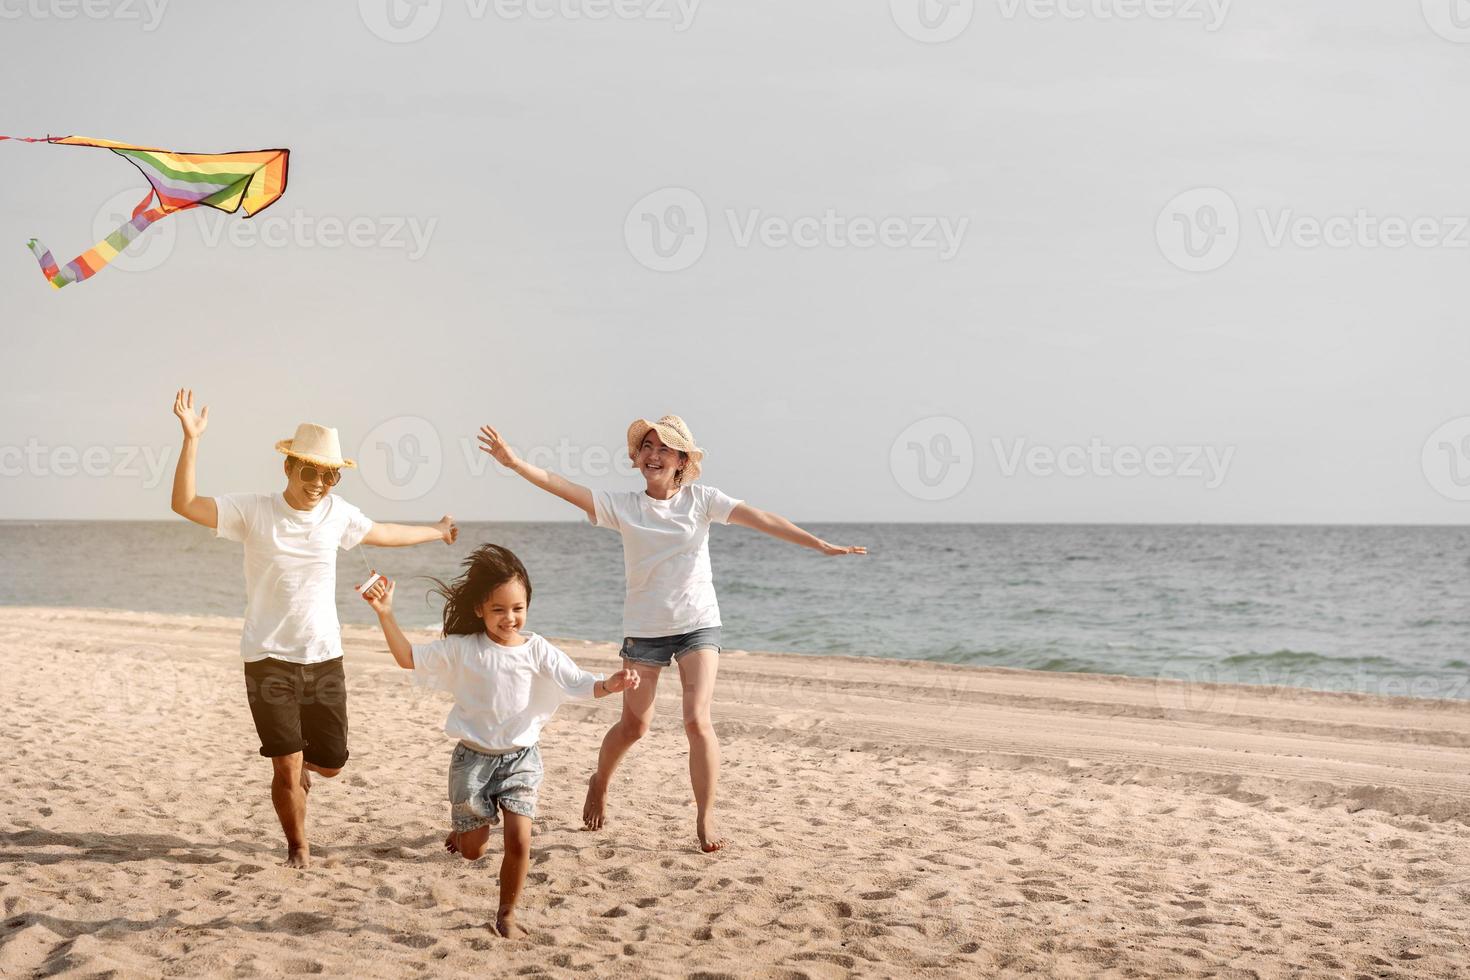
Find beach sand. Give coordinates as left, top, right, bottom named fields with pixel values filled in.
left=1, top=606, right=1468, bottom=978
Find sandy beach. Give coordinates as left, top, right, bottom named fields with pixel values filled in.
left=1, top=605, right=1467, bottom=978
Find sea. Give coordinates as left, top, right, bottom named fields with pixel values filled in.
left=1, top=521, right=1466, bottom=701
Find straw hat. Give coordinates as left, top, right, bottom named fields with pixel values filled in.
left=275, top=422, right=357, bottom=469
left=627, top=415, right=703, bottom=483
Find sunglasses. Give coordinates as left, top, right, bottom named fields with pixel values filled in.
left=296, top=463, right=342, bottom=486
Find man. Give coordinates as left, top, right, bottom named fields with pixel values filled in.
left=169, top=388, right=458, bottom=868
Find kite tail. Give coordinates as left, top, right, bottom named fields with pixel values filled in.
left=25, top=189, right=170, bottom=289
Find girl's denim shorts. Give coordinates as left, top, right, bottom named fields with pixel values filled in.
left=620, top=627, right=722, bottom=668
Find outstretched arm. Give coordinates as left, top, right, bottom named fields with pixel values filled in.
left=169, top=388, right=217, bottom=529
left=361, top=577, right=414, bottom=669
left=363, top=516, right=457, bottom=547
left=727, top=503, right=866, bottom=556
left=477, top=425, right=595, bottom=522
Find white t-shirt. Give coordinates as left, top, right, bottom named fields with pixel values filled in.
left=589, top=483, right=743, bottom=637
left=410, top=631, right=603, bottom=752
left=215, top=492, right=374, bottom=664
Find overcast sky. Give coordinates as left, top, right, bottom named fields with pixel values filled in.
left=2, top=0, right=1468, bottom=523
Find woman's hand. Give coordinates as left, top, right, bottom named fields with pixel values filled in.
left=173, top=388, right=209, bottom=439
left=436, top=515, right=459, bottom=545
left=359, top=574, right=395, bottom=614
left=818, top=541, right=867, bottom=556
left=603, top=668, right=641, bottom=694
left=477, top=425, right=521, bottom=471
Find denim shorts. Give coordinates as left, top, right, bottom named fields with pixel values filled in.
left=620, top=627, right=722, bottom=669
left=447, top=742, right=542, bottom=832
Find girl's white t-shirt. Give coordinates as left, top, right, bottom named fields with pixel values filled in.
left=589, top=483, right=743, bottom=638
left=215, top=492, right=374, bottom=664
left=410, top=631, right=602, bottom=752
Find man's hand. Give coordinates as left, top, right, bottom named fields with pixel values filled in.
left=359, top=574, right=394, bottom=614
left=603, top=668, right=641, bottom=694
left=436, top=515, right=459, bottom=545
left=477, top=425, right=522, bottom=471
left=173, top=388, right=209, bottom=439
left=818, top=541, right=867, bottom=556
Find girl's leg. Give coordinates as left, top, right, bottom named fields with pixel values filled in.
left=583, top=661, right=662, bottom=829
left=496, top=812, right=533, bottom=939
left=445, top=824, right=491, bottom=860
left=676, top=648, right=727, bottom=852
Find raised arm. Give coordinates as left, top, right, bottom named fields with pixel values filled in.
left=477, top=424, right=595, bottom=522
left=169, top=388, right=218, bottom=529
left=363, top=516, right=457, bottom=548
left=727, top=503, right=866, bottom=556
left=360, top=577, right=414, bottom=669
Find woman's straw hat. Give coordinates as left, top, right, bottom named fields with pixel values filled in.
left=275, top=422, right=357, bottom=469
left=627, top=415, right=703, bottom=482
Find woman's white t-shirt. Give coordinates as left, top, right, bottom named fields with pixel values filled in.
left=214, top=492, right=375, bottom=664
left=589, top=483, right=742, bottom=638
left=410, top=631, right=602, bottom=752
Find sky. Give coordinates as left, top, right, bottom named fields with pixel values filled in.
left=2, top=0, right=1469, bottom=523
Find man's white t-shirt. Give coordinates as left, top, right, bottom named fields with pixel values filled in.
left=215, top=492, right=374, bottom=664
left=589, top=483, right=742, bottom=638
left=410, top=631, right=603, bottom=753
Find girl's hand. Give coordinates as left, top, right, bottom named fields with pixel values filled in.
left=436, top=515, right=459, bottom=545
left=818, top=541, right=867, bottom=556
left=604, top=668, right=641, bottom=694
left=173, top=388, right=209, bottom=439
left=359, top=574, right=395, bottom=614
left=477, top=425, right=522, bottom=471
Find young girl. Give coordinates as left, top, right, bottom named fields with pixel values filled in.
left=477, top=415, right=865, bottom=852
left=360, top=544, right=639, bottom=939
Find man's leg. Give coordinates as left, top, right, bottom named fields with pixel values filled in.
left=676, top=648, right=727, bottom=852
left=583, top=662, right=662, bottom=830
left=270, top=751, right=311, bottom=868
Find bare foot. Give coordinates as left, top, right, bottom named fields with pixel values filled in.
left=496, top=913, right=528, bottom=940
left=285, top=846, right=311, bottom=869
left=697, top=817, right=729, bottom=853
left=582, top=773, right=608, bottom=830
left=444, top=831, right=458, bottom=855
left=300, top=769, right=312, bottom=794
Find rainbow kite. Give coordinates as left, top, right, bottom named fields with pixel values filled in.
left=0, top=135, right=289, bottom=289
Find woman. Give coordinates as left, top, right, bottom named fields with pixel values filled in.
left=477, top=415, right=865, bottom=851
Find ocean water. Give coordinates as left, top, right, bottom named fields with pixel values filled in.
left=1, top=521, right=1466, bottom=700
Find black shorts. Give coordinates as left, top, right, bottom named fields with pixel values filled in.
left=243, top=657, right=350, bottom=769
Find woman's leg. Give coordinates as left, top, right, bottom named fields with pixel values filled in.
left=497, top=812, right=533, bottom=938
left=583, top=661, right=663, bottom=829
left=676, top=648, right=727, bottom=852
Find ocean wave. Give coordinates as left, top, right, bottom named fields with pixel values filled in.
left=1220, top=649, right=1398, bottom=668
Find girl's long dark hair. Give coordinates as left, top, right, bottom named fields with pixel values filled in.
left=428, top=544, right=533, bottom=636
